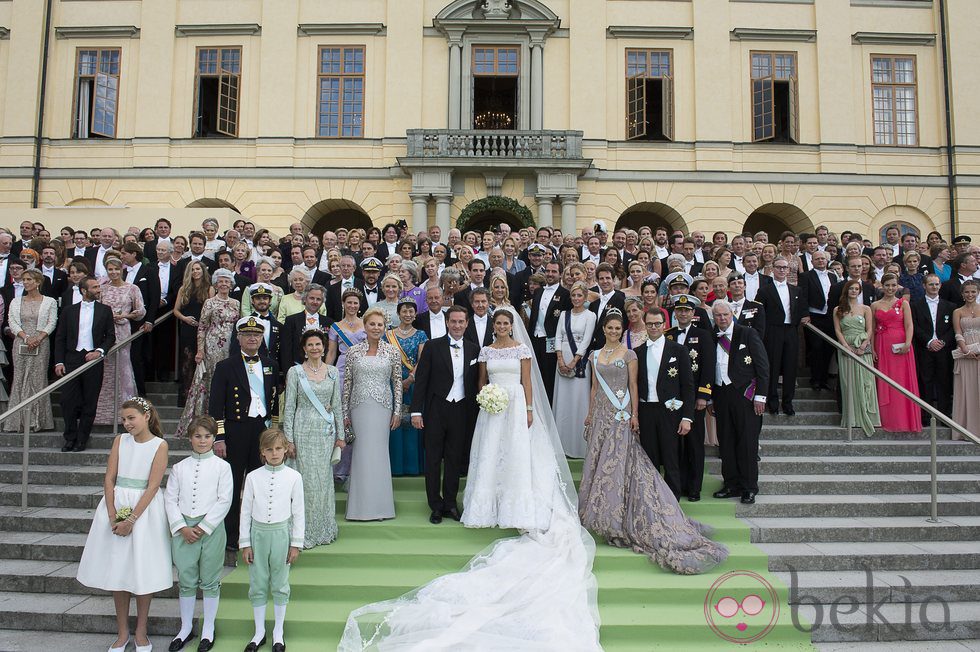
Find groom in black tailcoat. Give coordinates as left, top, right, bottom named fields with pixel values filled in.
left=636, top=308, right=696, bottom=499
left=527, top=260, right=570, bottom=404
left=411, top=305, right=480, bottom=524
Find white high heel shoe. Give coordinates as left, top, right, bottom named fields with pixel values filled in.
left=135, top=641, right=152, bottom=652
left=108, top=637, right=131, bottom=652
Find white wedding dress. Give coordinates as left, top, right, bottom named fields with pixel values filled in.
left=339, top=305, right=602, bottom=651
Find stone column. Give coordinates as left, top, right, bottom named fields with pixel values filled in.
left=435, top=194, right=453, bottom=236
left=530, top=42, right=544, bottom=130
left=448, top=38, right=463, bottom=129
left=536, top=195, right=554, bottom=228
left=560, top=195, right=579, bottom=237
left=410, top=193, right=429, bottom=234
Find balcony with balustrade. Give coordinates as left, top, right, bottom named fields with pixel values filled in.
left=400, top=129, right=590, bottom=171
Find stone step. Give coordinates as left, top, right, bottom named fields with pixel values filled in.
left=0, top=448, right=190, bottom=468
left=51, top=404, right=184, bottom=419
left=0, top=591, right=180, bottom=637
left=0, top=531, right=88, bottom=562
left=0, top=630, right=175, bottom=652
left=755, top=474, right=980, bottom=495
left=799, top=600, right=980, bottom=643
left=0, top=507, right=100, bottom=535
left=746, top=516, right=980, bottom=543
left=0, top=431, right=191, bottom=451
left=816, top=640, right=980, bottom=651
left=708, top=456, right=980, bottom=476
left=760, top=425, right=953, bottom=440
left=0, top=484, right=105, bottom=509
left=755, top=440, right=978, bottom=458
left=737, top=494, right=980, bottom=518
left=758, top=541, right=980, bottom=572
left=776, top=569, right=980, bottom=605
left=0, top=559, right=186, bottom=598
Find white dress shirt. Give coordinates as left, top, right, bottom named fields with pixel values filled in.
left=158, top=262, right=171, bottom=301
left=655, top=245, right=669, bottom=259
left=429, top=310, right=447, bottom=339
left=77, top=300, right=96, bottom=351
left=810, top=270, right=832, bottom=314
left=243, top=356, right=268, bottom=418
left=0, top=256, right=7, bottom=288
left=71, top=285, right=83, bottom=306
left=873, top=266, right=886, bottom=283
left=744, top=273, right=761, bottom=301
left=42, top=265, right=55, bottom=284
left=164, top=451, right=233, bottom=535
left=676, top=325, right=689, bottom=345
left=363, top=285, right=379, bottom=307
left=597, top=290, right=615, bottom=317
left=446, top=336, right=466, bottom=402
left=643, top=336, right=666, bottom=402
left=12, top=282, right=24, bottom=299
left=732, top=255, right=745, bottom=274
left=889, top=243, right=901, bottom=257
left=125, top=261, right=142, bottom=285
left=474, top=313, right=489, bottom=344
left=238, top=463, right=305, bottom=548
left=535, top=284, right=559, bottom=336
left=683, top=259, right=696, bottom=275
left=94, top=246, right=112, bottom=278
left=925, top=295, right=941, bottom=343
left=304, top=310, right=320, bottom=330
left=775, top=281, right=792, bottom=324
left=715, top=324, right=734, bottom=387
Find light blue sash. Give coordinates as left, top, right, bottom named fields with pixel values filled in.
left=592, top=351, right=631, bottom=422
left=294, top=365, right=335, bottom=431
left=245, top=363, right=266, bottom=407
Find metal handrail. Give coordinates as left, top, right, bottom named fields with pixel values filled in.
left=804, top=321, right=979, bottom=523
left=0, top=307, right=175, bottom=510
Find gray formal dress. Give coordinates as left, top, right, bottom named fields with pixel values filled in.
left=342, top=341, right=402, bottom=520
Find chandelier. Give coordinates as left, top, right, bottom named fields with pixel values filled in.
left=474, top=111, right=513, bottom=130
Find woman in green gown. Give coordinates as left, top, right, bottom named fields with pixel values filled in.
left=833, top=279, right=881, bottom=436
left=282, top=329, right=345, bottom=547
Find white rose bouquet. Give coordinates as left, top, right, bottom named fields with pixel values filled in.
left=477, top=383, right=509, bottom=415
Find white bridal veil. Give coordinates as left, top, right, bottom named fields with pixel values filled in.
left=338, top=303, right=602, bottom=651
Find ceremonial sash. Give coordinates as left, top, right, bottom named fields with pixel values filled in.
left=331, top=322, right=354, bottom=349
left=385, top=330, right=415, bottom=374
left=718, top=334, right=756, bottom=400
left=294, top=365, right=335, bottom=428
left=592, top=351, right=631, bottom=421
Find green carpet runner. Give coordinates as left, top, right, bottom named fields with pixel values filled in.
left=213, top=465, right=813, bottom=650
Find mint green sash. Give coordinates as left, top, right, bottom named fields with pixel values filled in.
left=116, top=476, right=148, bottom=489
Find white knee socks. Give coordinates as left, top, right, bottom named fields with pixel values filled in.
left=273, top=604, right=287, bottom=644
left=176, top=596, right=195, bottom=640
left=202, top=596, right=219, bottom=640
left=252, top=605, right=266, bottom=644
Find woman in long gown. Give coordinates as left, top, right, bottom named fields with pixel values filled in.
left=342, top=307, right=402, bottom=521
left=386, top=298, right=427, bottom=476
left=175, top=269, right=240, bottom=437
left=326, top=289, right=367, bottom=482
left=952, top=280, right=980, bottom=440
left=3, top=270, right=57, bottom=432
left=553, top=281, right=596, bottom=459
left=578, top=310, right=728, bottom=574
left=834, top=279, right=881, bottom=437
left=172, top=261, right=211, bottom=406
left=872, top=273, right=922, bottom=435
left=95, top=257, right=145, bottom=425
left=282, top=330, right=344, bottom=547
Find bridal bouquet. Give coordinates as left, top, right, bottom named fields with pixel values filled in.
left=114, top=506, right=133, bottom=523
left=477, top=384, right=509, bottom=415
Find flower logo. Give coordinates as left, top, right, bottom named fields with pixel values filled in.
left=704, top=570, right=780, bottom=644
left=744, top=356, right=752, bottom=365
left=689, top=349, right=698, bottom=358
left=668, top=367, right=678, bottom=377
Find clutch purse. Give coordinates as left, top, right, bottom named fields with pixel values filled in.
left=330, top=445, right=343, bottom=466
left=891, top=343, right=905, bottom=354
left=952, top=343, right=980, bottom=359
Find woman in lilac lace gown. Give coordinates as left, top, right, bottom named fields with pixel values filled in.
left=578, top=311, right=728, bottom=575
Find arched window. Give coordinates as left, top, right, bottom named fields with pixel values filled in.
left=879, top=221, right=919, bottom=244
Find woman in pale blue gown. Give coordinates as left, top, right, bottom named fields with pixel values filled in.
left=282, top=330, right=344, bottom=547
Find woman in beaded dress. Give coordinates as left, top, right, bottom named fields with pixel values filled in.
left=3, top=270, right=57, bottom=432
left=386, top=297, right=427, bottom=476
left=94, top=257, right=145, bottom=425
left=326, top=289, right=367, bottom=483
left=952, top=280, right=980, bottom=440
left=342, top=307, right=402, bottom=521
left=282, top=329, right=344, bottom=547
left=578, top=311, right=728, bottom=574
left=175, top=269, right=240, bottom=437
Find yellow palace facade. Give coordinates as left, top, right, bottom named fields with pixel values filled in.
left=1, top=0, right=978, bottom=241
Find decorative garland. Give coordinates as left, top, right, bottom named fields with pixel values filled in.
left=456, top=196, right=535, bottom=231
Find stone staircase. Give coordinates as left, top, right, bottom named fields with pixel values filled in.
left=0, top=378, right=978, bottom=649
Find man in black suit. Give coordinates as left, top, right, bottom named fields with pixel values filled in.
left=636, top=309, right=695, bottom=499
left=175, top=232, right=217, bottom=281
left=142, top=218, right=173, bottom=266
left=940, top=252, right=979, bottom=307
left=589, top=262, right=626, bottom=349
left=453, top=258, right=489, bottom=316
left=727, top=273, right=766, bottom=340
left=53, top=277, right=116, bottom=452
left=665, top=295, right=715, bottom=502
left=209, top=316, right=279, bottom=548
left=280, top=283, right=331, bottom=370
left=359, top=257, right=384, bottom=309
left=327, top=255, right=367, bottom=321
left=528, top=261, right=570, bottom=404
left=410, top=306, right=479, bottom=524
left=298, top=246, right=333, bottom=289
left=463, top=287, right=494, bottom=348
left=230, top=284, right=283, bottom=366
left=579, top=234, right=604, bottom=266
left=414, top=286, right=447, bottom=340
left=756, top=258, right=807, bottom=415
left=679, top=237, right=704, bottom=277
left=828, top=256, right=878, bottom=309
left=800, top=251, right=839, bottom=390
left=39, top=244, right=68, bottom=299
left=150, top=239, right=181, bottom=383
left=84, top=226, right=118, bottom=279
left=892, top=232, right=934, bottom=274
left=0, top=232, right=13, bottom=289
left=709, top=300, right=770, bottom=505
left=121, top=243, right=161, bottom=395
left=911, top=274, right=956, bottom=425
left=741, top=253, right=773, bottom=302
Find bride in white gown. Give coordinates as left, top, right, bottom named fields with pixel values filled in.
left=340, top=274, right=601, bottom=651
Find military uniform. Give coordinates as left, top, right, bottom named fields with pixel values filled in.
left=209, top=317, right=280, bottom=548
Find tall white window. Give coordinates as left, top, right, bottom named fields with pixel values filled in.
left=872, top=55, right=917, bottom=146
left=73, top=48, right=120, bottom=138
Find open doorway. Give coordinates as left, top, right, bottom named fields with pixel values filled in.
left=473, top=77, right=518, bottom=130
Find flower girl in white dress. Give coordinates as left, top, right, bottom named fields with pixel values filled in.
left=76, top=397, right=173, bottom=652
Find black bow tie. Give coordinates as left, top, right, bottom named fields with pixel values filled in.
left=243, top=355, right=259, bottom=363
left=450, top=343, right=461, bottom=349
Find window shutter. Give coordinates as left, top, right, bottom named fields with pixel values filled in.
left=217, top=70, right=240, bottom=137
left=627, top=75, right=647, bottom=140
left=789, top=75, right=799, bottom=143
left=661, top=74, right=674, bottom=142
left=91, top=71, right=118, bottom=138
left=752, top=76, right=774, bottom=142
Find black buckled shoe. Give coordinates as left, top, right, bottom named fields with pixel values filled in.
left=429, top=510, right=442, bottom=524
left=272, top=644, right=286, bottom=652
left=741, top=491, right=757, bottom=505
left=197, top=638, right=215, bottom=652
left=687, top=494, right=701, bottom=502
left=443, top=507, right=461, bottom=522
left=712, top=488, right=741, bottom=499
left=169, top=633, right=196, bottom=652
left=243, top=636, right=266, bottom=652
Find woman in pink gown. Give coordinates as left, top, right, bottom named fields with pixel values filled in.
left=872, top=273, right=922, bottom=435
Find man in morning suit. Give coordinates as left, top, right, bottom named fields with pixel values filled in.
left=528, top=261, right=571, bottom=404
left=710, top=300, right=770, bottom=505
left=636, top=308, right=695, bottom=499
left=589, top=262, right=627, bottom=350
left=414, top=286, right=447, bottom=340
left=910, top=274, right=956, bottom=425
left=121, top=243, right=161, bottom=396
left=755, top=257, right=807, bottom=415
left=39, top=244, right=68, bottom=300
left=54, top=277, right=116, bottom=452
left=463, top=288, right=495, bottom=348
left=940, top=252, right=979, bottom=307
left=209, top=316, right=279, bottom=549
left=727, top=273, right=766, bottom=340
left=665, top=295, right=715, bottom=502
left=828, top=256, right=878, bottom=310
left=800, top=251, right=839, bottom=391
left=281, top=283, right=331, bottom=370
left=327, top=256, right=367, bottom=321
left=411, top=306, right=479, bottom=525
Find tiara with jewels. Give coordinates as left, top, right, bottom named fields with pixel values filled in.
left=127, top=396, right=151, bottom=413
left=605, top=307, right=624, bottom=318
